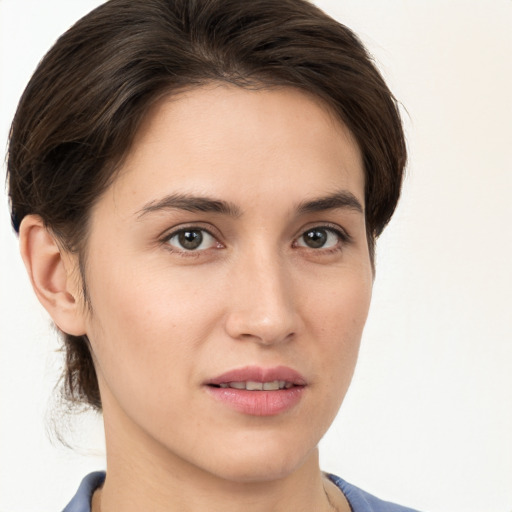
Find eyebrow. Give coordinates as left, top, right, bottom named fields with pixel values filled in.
left=297, top=190, right=363, bottom=215
left=136, top=193, right=242, bottom=218
left=136, top=189, right=363, bottom=219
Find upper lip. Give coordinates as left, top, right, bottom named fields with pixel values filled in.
left=205, top=365, right=307, bottom=386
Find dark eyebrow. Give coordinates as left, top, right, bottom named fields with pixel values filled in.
left=136, top=193, right=242, bottom=218
left=297, top=190, right=364, bottom=215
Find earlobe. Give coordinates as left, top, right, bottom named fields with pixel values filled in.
left=19, top=215, right=87, bottom=336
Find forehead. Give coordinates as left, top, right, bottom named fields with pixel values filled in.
left=100, top=84, right=365, bottom=217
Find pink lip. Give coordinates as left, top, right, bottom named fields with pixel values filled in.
left=206, top=365, right=307, bottom=387
left=204, top=365, right=306, bottom=416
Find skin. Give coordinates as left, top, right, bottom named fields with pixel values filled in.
left=21, top=84, right=373, bottom=512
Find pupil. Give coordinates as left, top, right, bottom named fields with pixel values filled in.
left=304, top=229, right=327, bottom=248
left=179, top=230, right=203, bottom=250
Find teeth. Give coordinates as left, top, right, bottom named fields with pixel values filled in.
left=217, top=380, right=293, bottom=390
left=246, top=381, right=263, bottom=390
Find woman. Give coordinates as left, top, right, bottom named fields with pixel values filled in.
left=7, top=0, right=415, bottom=510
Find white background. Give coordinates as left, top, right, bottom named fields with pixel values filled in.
left=1, top=1, right=511, bottom=511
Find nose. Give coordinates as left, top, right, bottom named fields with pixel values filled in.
left=224, top=249, right=301, bottom=346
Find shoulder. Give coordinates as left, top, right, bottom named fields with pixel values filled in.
left=327, top=474, right=422, bottom=512
left=61, top=472, right=105, bottom=512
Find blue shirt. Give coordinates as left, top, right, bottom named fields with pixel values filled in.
left=62, top=471, right=421, bottom=512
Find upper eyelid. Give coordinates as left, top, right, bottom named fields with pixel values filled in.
left=161, top=227, right=222, bottom=255
left=290, top=225, right=351, bottom=255
left=295, top=223, right=351, bottom=241
left=158, top=222, right=351, bottom=248
left=169, top=229, right=217, bottom=248
left=159, top=223, right=221, bottom=242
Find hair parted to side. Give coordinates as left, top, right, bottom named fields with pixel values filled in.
left=7, top=0, right=407, bottom=410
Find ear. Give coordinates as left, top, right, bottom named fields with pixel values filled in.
left=19, top=215, right=87, bottom=336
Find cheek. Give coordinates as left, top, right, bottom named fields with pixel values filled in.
left=305, top=267, right=372, bottom=388
left=307, top=261, right=372, bottom=336
left=87, top=251, right=212, bottom=332
left=82, top=257, right=217, bottom=398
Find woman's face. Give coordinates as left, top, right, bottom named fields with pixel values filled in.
left=79, top=85, right=373, bottom=482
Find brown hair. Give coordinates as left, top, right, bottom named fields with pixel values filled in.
left=7, top=0, right=406, bottom=410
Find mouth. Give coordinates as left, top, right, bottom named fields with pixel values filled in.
left=205, top=365, right=306, bottom=389
left=210, top=380, right=295, bottom=391
left=204, top=366, right=306, bottom=416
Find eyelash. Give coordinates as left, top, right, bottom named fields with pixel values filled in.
left=294, top=224, right=351, bottom=254
left=160, top=224, right=351, bottom=256
left=161, top=226, right=222, bottom=256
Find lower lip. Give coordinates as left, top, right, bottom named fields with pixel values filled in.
left=205, top=386, right=305, bottom=416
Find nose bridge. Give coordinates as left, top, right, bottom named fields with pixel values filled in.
left=225, top=242, right=298, bottom=345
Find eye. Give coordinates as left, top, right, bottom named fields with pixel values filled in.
left=296, top=227, right=343, bottom=249
left=166, top=228, right=219, bottom=251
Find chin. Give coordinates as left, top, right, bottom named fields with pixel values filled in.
left=199, top=438, right=318, bottom=484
